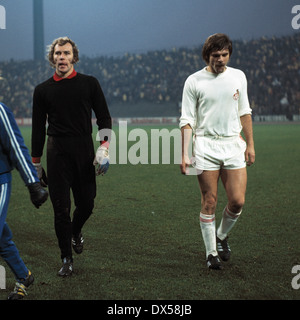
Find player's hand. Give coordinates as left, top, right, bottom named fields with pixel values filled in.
left=180, top=155, right=192, bottom=175
left=27, top=182, right=48, bottom=209
left=33, top=162, right=48, bottom=187
left=93, top=145, right=110, bottom=176
left=245, top=145, right=255, bottom=166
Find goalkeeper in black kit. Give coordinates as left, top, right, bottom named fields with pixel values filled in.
left=31, top=37, right=112, bottom=277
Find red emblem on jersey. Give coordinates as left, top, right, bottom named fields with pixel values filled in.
left=233, top=89, right=239, bottom=100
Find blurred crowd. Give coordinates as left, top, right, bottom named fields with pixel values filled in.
left=0, top=33, right=299, bottom=119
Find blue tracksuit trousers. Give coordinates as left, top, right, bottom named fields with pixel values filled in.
left=0, top=181, right=28, bottom=280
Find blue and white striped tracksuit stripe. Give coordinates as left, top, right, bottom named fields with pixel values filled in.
left=0, top=103, right=36, bottom=184
left=0, top=183, right=9, bottom=235
left=0, top=183, right=7, bottom=221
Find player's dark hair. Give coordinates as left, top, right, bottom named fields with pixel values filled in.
left=47, top=36, right=79, bottom=67
left=202, top=33, right=232, bottom=64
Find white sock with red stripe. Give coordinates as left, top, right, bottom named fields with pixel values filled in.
left=199, top=212, right=217, bottom=258
left=217, top=206, right=241, bottom=240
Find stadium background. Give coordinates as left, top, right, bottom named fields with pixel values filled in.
left=1, top=33, right=300, bottom=122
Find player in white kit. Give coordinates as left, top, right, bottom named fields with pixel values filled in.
left=180, top=34, right=255, bottom=269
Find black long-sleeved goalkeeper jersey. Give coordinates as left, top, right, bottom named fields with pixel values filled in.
left=31, top=72, right=112, bottom=158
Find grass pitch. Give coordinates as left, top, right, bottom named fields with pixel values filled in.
left=0, top=123, right=300, bottom=301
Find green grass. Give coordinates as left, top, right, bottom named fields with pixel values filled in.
left=0, top=123, right=300, bottom=300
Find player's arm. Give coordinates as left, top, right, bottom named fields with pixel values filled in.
left=180, top=124, right=193, bottom=174
left=91, top=77, right=112, bottom=140
left=0, top=103, right=38, bottom=185
left=31, top=87, right=48, bottom=186
left=179, top=77, right=196, bottom=175
left=31, top=87, right=47, bottom=160
left=0, top=103, right=48, bottom=208
left=238, top=71, right=255, bottom=166
left=91, top=77, right=112, bottom=175
left=240, top=114, right=255, bottom=166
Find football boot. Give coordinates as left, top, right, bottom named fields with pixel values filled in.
left=217, top=236, right=231, bottom=261
left=72, top=233, right=84, bottom=254
left=58, top=257, right=73, bottom=277
left=8, top=270, right=34, bottom=300
left=206, top=254, right=223, bottom=270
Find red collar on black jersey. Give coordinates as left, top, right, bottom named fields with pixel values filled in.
left=53, top=69, right=77, bottom=81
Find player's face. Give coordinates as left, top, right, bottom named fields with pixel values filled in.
left=53, top=43, right=74, bottom=77
left=207, top=49, right=230, bottom=74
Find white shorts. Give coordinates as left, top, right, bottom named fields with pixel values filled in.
left=194, top=134, right=247, bottom=171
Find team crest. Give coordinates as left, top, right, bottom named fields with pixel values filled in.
left=233, top=89, right=239, bottom=100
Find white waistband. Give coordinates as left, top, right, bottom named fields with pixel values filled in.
left=195, top=133, right=240, bottom=141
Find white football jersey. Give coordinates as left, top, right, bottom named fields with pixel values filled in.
left=179, top=66, right=252, bottom=137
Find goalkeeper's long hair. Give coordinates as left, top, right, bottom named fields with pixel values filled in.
left=47, top=36, right=79, bottom=67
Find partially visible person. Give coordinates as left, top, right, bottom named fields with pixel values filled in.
left=0, top=102, right=48, bottom=299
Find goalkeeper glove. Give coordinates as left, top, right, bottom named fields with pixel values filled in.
left=27, top=182, right=48, bottom=208
left=33, top=162, right=48, bottom=187
left=93, top=145, right=110, bottom=176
